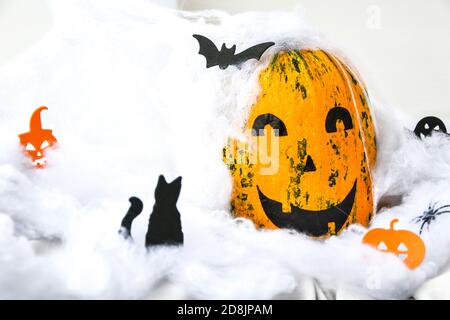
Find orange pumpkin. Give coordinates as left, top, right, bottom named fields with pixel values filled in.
left=223, top=49, right=377, bottom=238
left=18, top=106, right=57, bottom=167
left=362, top=219, right=426, bottom=269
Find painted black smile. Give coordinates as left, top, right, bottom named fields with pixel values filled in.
left=257, top=180, right=357, bottom=237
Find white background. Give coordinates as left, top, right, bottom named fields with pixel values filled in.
left=0, top=0, right=449, bottom=118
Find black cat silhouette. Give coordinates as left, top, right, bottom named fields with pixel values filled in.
left=119, top=175, right=183, bottom=248
left=146, top=175, right=183, bottom=247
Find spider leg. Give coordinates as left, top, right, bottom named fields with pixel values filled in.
left=435, top=204, right=450, bottom=212
left=420, top=222, right=426, bottom=234
left=435, top=210, right=450, bottom=216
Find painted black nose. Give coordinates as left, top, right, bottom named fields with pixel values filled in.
left=304, top=155, right=316, bottom=172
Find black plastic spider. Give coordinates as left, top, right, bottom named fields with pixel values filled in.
left=413, top=202, right=450, bottom=234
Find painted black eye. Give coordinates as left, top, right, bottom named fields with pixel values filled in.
left=251, top=113, right=287, bottom=136
left=325, top=107, right=353, bottom=133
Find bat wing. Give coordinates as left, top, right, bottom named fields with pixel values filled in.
left=193, top=34, right=220, bottom=68
left=233, top=42, right=275, bottom=65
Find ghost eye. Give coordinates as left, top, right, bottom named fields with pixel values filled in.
left=251, top=113, right=287, bottom=136
left=325, top=107, right=353, bottom=133
left=41, top=140, right=50, bottom=149
left=25, top=143, right=36, bottom=151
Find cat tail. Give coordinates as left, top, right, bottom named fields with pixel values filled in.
left=119, top=196, right=144, bottom=240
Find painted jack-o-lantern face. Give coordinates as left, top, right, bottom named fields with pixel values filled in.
left=362, top=219, right=426, bottom=269
left=18, top=106, right=57, bottom=167
left=224, top=50, right=377, bottom=238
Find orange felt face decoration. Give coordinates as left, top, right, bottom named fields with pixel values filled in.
left=18, top=106, right=57, bottom=167
left=223, top=49, right=377, bottom=238
left=362, top=219, right=426, bottom=269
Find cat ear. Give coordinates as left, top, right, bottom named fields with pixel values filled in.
left=169, top=176, right=182, bottom=195
left=157, top=175, right=168, bottom=187
left=170, top=176, right=182, bottom=187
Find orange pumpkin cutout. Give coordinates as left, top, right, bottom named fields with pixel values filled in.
left=362, top=219, right=426, bottom=269
left=223, top=49, right=377, bottom=238
left=18, top=106, right=57, bottom=167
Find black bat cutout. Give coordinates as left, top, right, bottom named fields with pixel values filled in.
left=193, top=34, right=275, bottom=70
left=414, top=116, right=448, bottom=139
